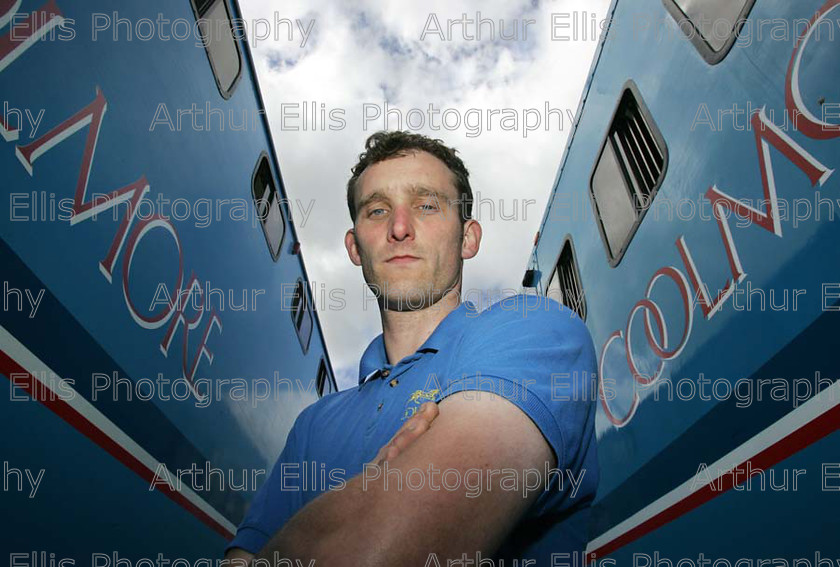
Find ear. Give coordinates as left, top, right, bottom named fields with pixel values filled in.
left=461, top=219, right=481, bottom=260
left=345, top=228, right=362, bottom=266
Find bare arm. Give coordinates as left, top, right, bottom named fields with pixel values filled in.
left=223, top=401, right=441, bottom=566
left=221, top=547, right=254, bottom=566
left=254, top=391, right=555, bottom=566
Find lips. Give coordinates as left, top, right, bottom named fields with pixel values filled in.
left=386, top=255, right=420, bottom=263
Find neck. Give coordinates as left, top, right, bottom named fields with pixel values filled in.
left=379, top=287, right=462, bottom=365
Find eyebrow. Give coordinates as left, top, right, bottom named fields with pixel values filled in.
left=356, top=190, right=389, bottom=213
left=411, top=186, right=453, bottom=203
left=357, top=186, right=455, bottom=212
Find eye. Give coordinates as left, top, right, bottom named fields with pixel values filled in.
left=419, top=202, right=440, bottom=212
left=368, top=207, right=387, bottom=217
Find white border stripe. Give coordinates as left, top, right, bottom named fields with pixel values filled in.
left=587, top=378, right=840, bottom=553
left=1, top=325, right=237, bottom=536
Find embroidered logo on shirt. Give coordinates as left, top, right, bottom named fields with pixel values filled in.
left=402, top=389, right=440, bottom=420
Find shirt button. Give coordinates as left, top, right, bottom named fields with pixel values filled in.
left=389, top=378, right=399, bottom=387
left=381, top=369, right=391, bottom=378
left=377, top=402, right=383, bottom=411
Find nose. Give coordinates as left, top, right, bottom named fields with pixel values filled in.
left=388, top=204, right=415, bottom=242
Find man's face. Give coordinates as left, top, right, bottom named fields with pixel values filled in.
left=344, top=150, right=479, bottom=311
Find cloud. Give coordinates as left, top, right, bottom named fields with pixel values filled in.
left=238, top=0, right=611, bottom=390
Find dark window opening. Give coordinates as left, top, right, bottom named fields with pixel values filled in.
left=252, top=154, right=285, bottom=261
left=291, top=279, right=313, bottom=354
left=546, top=238, right=587, bottom=321
left=316, top=358, right=334, bottom=397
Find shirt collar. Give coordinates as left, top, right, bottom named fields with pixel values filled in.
left=357, top=300, right=478, bottom=385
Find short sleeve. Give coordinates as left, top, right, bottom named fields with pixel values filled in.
left=438, top=295, right=598, bottom=508
left=225, top=417, right=305, bottom=554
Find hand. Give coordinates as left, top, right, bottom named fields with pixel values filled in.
left=369, top=402, right=439, bottom=467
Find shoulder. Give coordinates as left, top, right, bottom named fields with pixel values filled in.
left=446, top=293, right=596, bottom=391
left=461, top=293, right=591, bottom=350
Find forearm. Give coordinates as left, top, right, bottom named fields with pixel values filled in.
left=253, top=469, right=391, bottom=566
left=249, top=395, right=545, bottom=566
left=252, top=462, right=527, bottom=567
left=253, top=403, right=441, bottom=566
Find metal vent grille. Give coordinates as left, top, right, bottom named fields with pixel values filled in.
left=589, top=83, right=668, bottom=267
left=611, top=92, right=665, bottom=211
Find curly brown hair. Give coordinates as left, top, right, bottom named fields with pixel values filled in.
left=346, top=131, right=473, bottom=225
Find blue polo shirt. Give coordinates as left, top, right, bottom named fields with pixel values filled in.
left=227, top=294, right=599, bottom=564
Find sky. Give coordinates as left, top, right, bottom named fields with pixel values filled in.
left=238, top=0, right=612, bottom=390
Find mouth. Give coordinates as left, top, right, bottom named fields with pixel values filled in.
left=386, top=255, right=420, bottom=264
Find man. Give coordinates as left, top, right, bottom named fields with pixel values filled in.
left=225, top=131, right=599, bottom=565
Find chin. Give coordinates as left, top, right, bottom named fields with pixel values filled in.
left=376, top=282, right=439, bottom=311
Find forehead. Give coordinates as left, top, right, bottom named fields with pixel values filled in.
left=357, top=150, right=458, bottom=200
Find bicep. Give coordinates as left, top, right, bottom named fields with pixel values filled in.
left=362, top=389, right=555, bottom=562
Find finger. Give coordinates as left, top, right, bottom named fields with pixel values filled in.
left=385, top=444, right=400, bottom=461
left=388, top=403, right=439, bottom=447
left=370, top=444, right=390, bottom=467
left=394, top=402, right=438, bottom=438
left=393, top=407, right=435, bottom=443
left=369, top=402, right=440, bottom=466
left=418, top=401, right=439, bottom=421
left=389, top=417, right=430, bottom=452
left=371, top=419, right=428, bottom=465
left=388, top=407, right=430, bottom=444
